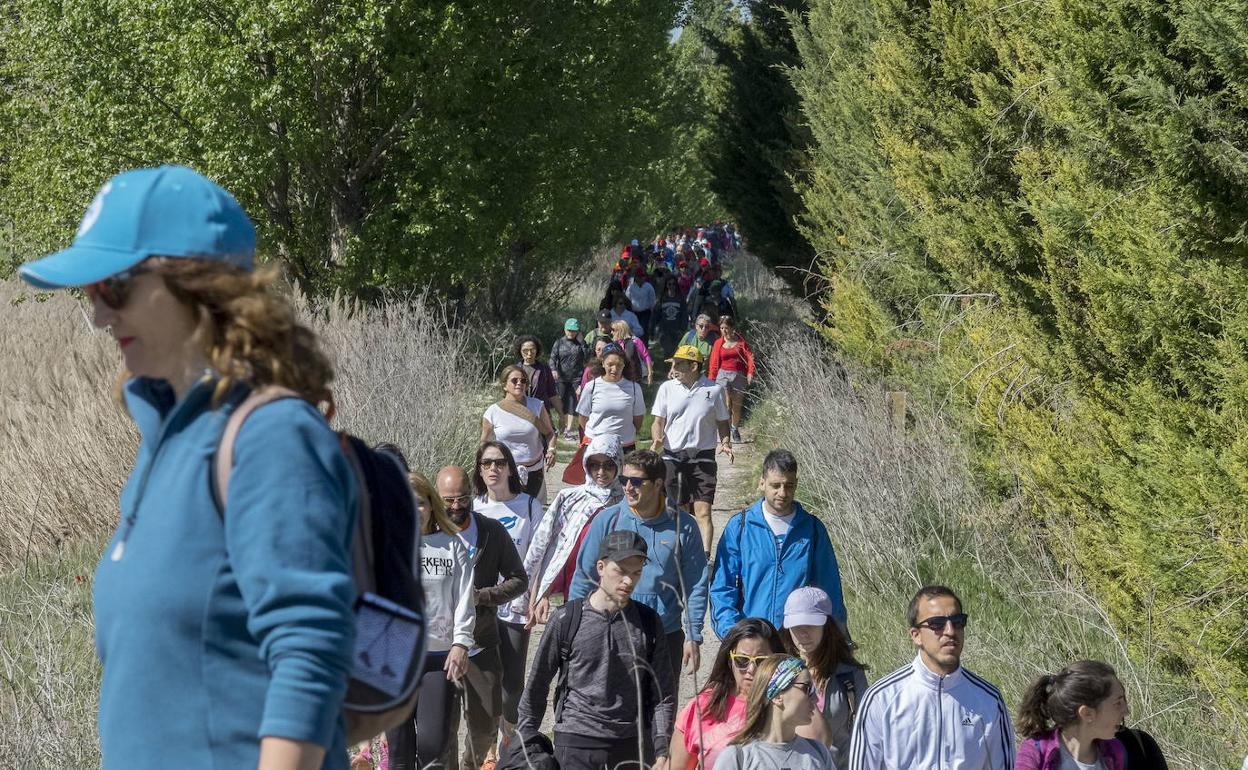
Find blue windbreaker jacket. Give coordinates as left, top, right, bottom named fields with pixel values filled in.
left=567, top=501, right=709, bottom=642
left=93, top=378, right=357, bottom=770
left=709, top=499, right=847, bottom=638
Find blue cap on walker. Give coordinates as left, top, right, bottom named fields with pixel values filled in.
left=18, top=165, right=256, bottom=289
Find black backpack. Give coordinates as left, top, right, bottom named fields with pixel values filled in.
left=213, top=386, right=427, bottom=744
left=552, top=597, right=662, bottom=722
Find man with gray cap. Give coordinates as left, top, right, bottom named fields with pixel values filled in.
left=517, top=530, right=675, bottom=770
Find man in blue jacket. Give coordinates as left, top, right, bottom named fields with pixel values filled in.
left=569, top=449, right=709, bottom=681
left=709, top=448, right=847, bottom=639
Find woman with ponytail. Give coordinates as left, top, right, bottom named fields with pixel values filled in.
left=1016, top=660, right=1130, bottom=770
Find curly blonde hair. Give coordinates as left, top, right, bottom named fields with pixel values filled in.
left=153, top=259, right=334, bottom=407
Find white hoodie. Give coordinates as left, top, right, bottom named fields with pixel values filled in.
left=524, top=433, right=624, bottom=602
left=849, top=654, right=1015, bottom=770
left=418, top=529, right=475, bottom=652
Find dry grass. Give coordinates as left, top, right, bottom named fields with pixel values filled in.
left=0, top=283, right=135, bottom=571
left=0, top=280, right=486, bottom=769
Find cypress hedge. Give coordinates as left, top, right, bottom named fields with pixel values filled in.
left=791, top=0, right=1248, bottom=734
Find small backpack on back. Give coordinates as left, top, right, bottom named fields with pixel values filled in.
left=552, top=597, right=661, bottom=723
left=213, top=386, right=427, bottom=745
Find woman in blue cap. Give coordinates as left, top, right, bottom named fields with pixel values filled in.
left=20, top=166, right=357, bottom=770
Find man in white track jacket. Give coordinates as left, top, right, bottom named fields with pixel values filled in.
left=849, top=585, right=1015, bottom=770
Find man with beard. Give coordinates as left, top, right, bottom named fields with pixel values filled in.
left=436, top=466, right=528, bottom=770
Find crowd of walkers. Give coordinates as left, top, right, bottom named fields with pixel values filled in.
left=20, top=166, right=1206, bottom=770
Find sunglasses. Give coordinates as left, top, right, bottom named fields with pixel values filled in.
left=913, top=613, right=969, bottom=632
left=440, top=493, right=473, bottom=507
left=620, top=475, right=655, bottom=488
left=84, top=263, right=153, bottom=310
left=729, top=652, right=769, bottom=671
left=587, top=461, right=616, bottom=473
left=507, top=377, right=529, bottom=385
left=789, top=681, right=815, bottom=697
left=480, top=458, right=509, bottom=469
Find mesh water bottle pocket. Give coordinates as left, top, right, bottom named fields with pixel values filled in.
left=352, top=592, right=423, bottom=698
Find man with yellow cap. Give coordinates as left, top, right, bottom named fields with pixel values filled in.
left=649, top=344, right=733, bottom=556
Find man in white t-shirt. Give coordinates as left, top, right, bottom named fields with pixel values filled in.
left=649, top=344, right=732, bottom=556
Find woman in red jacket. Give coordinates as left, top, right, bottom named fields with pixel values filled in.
left=707, top=314, right=755, bottom=443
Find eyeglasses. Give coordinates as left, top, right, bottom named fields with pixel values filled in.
left=440, top=493, right=473, bottom=507
left=620, top=475, right=654, bottom=488
left=480, top=458, right=508, bottom=469
left=913, top=613, right=969, bottom=632
left=729, top=652, right=769, bottom=671
left=84, top=263, right=153, bottom=310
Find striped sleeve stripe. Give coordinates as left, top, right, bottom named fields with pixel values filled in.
left=963, top=670, right=1015, bottom=770
left=849, top=664, right=913, bottom=770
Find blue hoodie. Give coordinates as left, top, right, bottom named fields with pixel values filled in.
left=92, top=378, right=357, bottom=770
left=709, top=499, right=847, bottom=639
left=567, top=501, right=708, bottom=642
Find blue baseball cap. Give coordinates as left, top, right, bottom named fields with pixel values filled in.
left=18, top=165, right=256, bottom=289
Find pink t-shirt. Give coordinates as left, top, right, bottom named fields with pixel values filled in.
left=676, top=690, right=746, bottom=770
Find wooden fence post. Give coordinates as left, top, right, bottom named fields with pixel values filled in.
left=887, top=390, right=907, bottom=432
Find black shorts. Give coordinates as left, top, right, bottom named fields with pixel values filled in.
left=556, top=380, right=578, bottom=415
left=662, top=448, right=717, bottom=505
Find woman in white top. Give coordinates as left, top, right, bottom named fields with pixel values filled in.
left=714, top=655, right=835, bottom=770
left=386, top=472, right=475, bottom=770
left=471, top=441, right=545, bottom=753
left=575, top=344, right=646, bottom=452
left=482, top=364, right=556, bottom=502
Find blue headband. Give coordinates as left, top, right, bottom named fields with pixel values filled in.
left=764, top=657, right=806, bottom=699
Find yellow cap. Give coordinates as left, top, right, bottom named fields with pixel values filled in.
left=667, top=344, right=704, bottom=364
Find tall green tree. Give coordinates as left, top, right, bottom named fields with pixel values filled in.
left=0, top=0, right=679, bottom=311
left=698, top=0, right=813, bottom=271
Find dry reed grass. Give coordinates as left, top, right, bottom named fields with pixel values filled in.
left=0, top=279, right=486, bottom=769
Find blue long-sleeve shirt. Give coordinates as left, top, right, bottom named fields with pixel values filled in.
left=568, top=502, right=708, bottom=642
left=709, top=499, right=847, bottom=638
left=93, top=378, right=357, bottom=770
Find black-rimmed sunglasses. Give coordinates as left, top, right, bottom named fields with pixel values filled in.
left=913, top=613, right=969, bottom=632
left=620, top=475, right=656, bottom=488
left=84, top=263, right=153, bottom=310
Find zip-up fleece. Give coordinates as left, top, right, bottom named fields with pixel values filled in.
left=517, top=600, right=674, bottom=756
left=708, top=499, right=847, bottom=639
left=94, top=378, right=358, bottom=770
left=849, top=654, right=1016, bottom=770
left=567, top=502, right=708, bottom=642
left=1016, top=729, right=1125, bottom=770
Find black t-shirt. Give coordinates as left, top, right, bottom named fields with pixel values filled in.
left=1116, top=728, right=1168, bottom=770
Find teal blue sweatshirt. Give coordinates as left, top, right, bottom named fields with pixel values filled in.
left=93, top=378, right=357, bottom=770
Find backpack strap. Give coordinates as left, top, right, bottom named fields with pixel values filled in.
left=213, top=385, right=302, bottom=514
left=553, top=598, right=585, bottom=721
left=833, top=669, right=860, bottom=722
